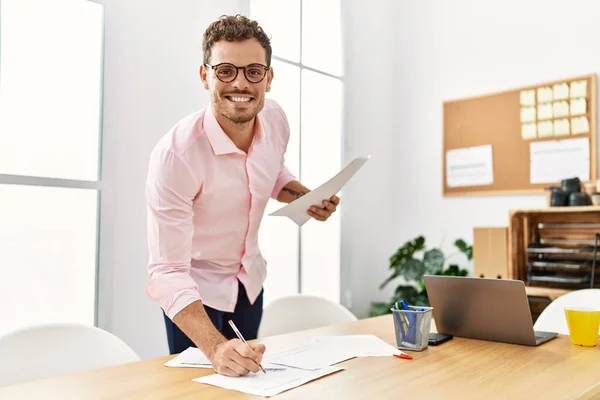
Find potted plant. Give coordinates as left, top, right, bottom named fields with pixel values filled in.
left=369, top=235, right=472, bottom=317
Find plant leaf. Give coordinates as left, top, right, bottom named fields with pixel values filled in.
left=402, top=258, right=424, bottom=281
left=454, top=238, right=473, bottom=261
left=423, top=248, right=444, bottom=274
left=394, top=284, right=419, bottom=302
left=389, top=235, right=426, bottom=269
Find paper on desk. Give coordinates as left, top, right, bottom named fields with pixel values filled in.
left=310, top=334, right=404, bottom=357
left=263, top=340, right=357, bottom=371
left=164, top=347, right=286, bottom=371
left=270, top=156, right=370, bottom=226
left=193, top=366, right=343, bottom=397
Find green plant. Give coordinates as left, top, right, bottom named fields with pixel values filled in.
left=369, top=235, right=472, bottom=317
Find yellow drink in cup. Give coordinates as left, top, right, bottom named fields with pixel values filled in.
left=564, top=307, right=600, bottom=347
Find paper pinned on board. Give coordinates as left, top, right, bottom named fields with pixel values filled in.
left=520, top=89, right=536, bottom=106
left=553, top=101, right=569, bottom=118
left=446, top=145, right=493, bottom=187
left=571, top=116, right=590, bottom=134
left=570, top=98, right=587, bottom=116
left=270, top=156, right=370, bottom=226
left=537, top=103, right=553, bottom=120
left=570, top=80, right=587, bottom=98
left=521, top=123, right=537, bottom=140
left=553, top=119, right=570, bottom=136
left=538, top=121, right=554, bottom=137
left=520, top=107, right=536, bottom=123
left=537, top=86, right=553, bottom=103
left=530, top=137, right=589, bottom=184
left=553, top=83, right=569, bottom=100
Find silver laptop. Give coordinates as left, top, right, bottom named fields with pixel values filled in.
left=423, top=275, right=558, bottom=346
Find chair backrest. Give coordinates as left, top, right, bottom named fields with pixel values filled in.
left=533, top=289, right=600, bottom=335
left=0, top=323, right=141, bottom=387
left=257, top=295, right=357, bottom=338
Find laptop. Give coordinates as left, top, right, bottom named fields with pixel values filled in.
left=423, top=275, right=558, bottom=346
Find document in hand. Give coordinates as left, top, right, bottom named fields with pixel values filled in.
left=270, top=155, right=371, bottom=226
left=193, top=366, right=343, bottom=397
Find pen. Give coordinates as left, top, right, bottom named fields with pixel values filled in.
left=394, top=353, right=413, bottom=360
left=228, top=319, right=266, bottom=374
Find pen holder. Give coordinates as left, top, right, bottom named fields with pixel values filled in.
left=391, top=306, right=433, bottom=351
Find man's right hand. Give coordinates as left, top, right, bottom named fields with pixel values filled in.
left=211, top=339, right=266, bottom=377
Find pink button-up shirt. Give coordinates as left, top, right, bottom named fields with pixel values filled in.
left=145, top=99, right=296, bottom=319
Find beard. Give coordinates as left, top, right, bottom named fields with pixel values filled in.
left=212, top=90, right=265, bottom=124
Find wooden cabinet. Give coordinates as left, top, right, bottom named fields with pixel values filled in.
left=508, top=206, right=600, bottom=321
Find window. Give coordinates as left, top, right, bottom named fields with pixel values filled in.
left=251, top=0, right=343, bottom=306
left=0, top=0, right=104, bottom=336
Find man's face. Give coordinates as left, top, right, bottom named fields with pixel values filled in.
left=200, top=38, right=273, bottom=125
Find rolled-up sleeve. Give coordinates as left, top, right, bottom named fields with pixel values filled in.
left=145, top=147, right=201, bottom=320
left=271, top=164, right=296, bottom=199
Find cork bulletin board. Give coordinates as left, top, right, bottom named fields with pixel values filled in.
left=443, top=74, right=597, bottom=196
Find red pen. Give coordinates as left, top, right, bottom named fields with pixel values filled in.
left=394, top=353, right=413, bottom=360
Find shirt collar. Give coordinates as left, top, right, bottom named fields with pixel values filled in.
left=203, top=103, right=264, bottom=156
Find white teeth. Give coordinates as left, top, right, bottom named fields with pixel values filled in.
left=229, top=96, right=251, bottom=103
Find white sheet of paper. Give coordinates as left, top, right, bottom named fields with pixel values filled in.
left=520, top=106, right=536, bottom=123
left=530, top=137, right=590, bottom=184
left=310, top=334, right=403, bottom=357
left=521, top=123, right=537, bottom=140
left=270, top=156, right=370, bottom=226
left=553, top=118, right=570, bottom=136
left=164, top=347, right=286, bottom=371
left=570, top=80, right=587, bottom=98
left=446, top=145, right=493, bottom=187
left=553, top=83, right=569, bottom=100
left=553, top=100, right=569, bottom=118
left=537, top=103, right=553, bottom=120
left=538, top=121, right=553, bottom=137
left=570, top=98, right=587, bottom=116
left=520, top=89, right=536, bottom=106
left=537, top=86, right=553, bottom=103
left=193, top=366, right=343, bottom=397
left=571, top=116, right=590, bottom=134
left=263, top=340, right=356, bottom=371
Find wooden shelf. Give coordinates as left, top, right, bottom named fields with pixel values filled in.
left=525, top=286, right=571, bottom=300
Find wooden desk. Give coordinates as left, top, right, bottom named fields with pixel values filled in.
left=1, top=315, right=600, bottom=399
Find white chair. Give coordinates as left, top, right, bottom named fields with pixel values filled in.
left=0, top=323, right=141, bottom=387
left=533, top=289, right=600, bottom=335
left=257, top=294, right=358, bottom=338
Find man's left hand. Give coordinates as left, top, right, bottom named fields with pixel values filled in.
left=307, top=195, right=340, bottom=221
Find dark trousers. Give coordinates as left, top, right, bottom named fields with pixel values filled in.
left=163, top=280, right=264, bottom=355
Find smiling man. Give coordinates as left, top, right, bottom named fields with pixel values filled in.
left=145, top=15, right=339, bottom=377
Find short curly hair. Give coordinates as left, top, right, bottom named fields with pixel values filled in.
left=202, top=14, right=272, bottom=66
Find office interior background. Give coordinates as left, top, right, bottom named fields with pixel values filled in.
left=1, top=0, right=598, bottom=359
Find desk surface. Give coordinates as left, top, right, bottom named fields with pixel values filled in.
left=1, top=315, right=600, bottom=399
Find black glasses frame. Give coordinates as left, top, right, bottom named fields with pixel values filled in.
left=205, top=62, right=270, bottom=83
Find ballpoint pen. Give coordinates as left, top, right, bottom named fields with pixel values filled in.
left=228, top=319, right=266, bottom=374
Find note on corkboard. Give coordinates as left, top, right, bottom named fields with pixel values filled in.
left=443, top=74, right=597, bottom=196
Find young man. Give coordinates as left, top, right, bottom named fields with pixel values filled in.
left=145, top=15, right=339, bottom=377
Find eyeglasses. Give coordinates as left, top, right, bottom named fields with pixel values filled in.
left=205, top=62, right=270, bottom=84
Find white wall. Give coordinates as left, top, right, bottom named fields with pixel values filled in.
left=388, top=0, right=599, bottom=280
left=97, top=0, right=248, bottom=359
left=340, top=0, right=398, bottom=318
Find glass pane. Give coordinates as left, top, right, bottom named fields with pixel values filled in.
left=250, top=0, right=300, bottom=63
left=0, top=0, right=104, bottom=180
left=0, top=185, right=98, bottom=336
left=302, top=0, right=343, bottom=76
left=300, top=70, right=342, bottom=303
left=260, top=61, right=301, bottom=306
left=267, top=60, right=300, bottom=178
